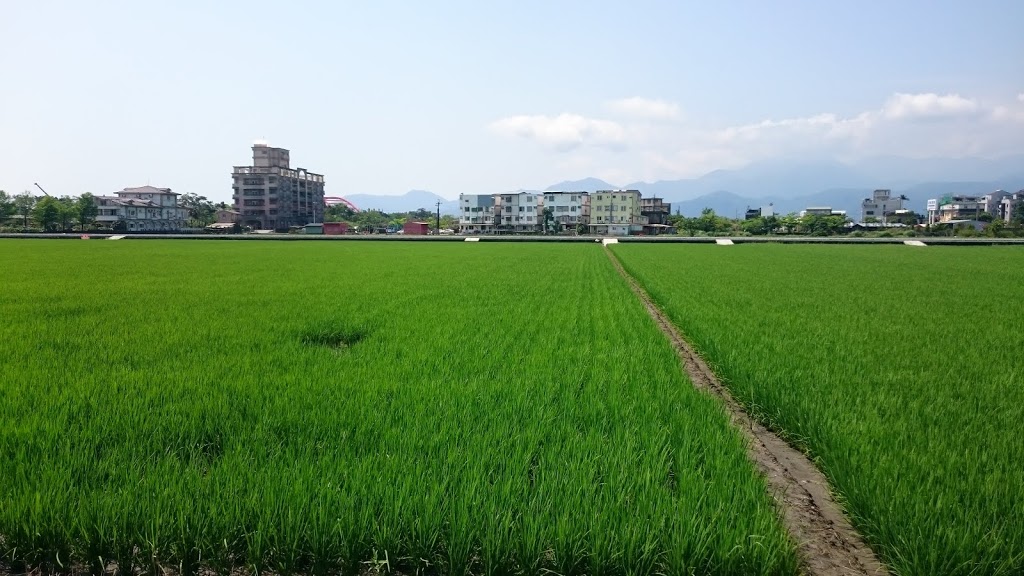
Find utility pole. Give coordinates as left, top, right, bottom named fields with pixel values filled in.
left=435, top=200, right=441, bottom=235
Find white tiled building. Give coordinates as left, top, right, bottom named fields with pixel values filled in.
left=459, top=193, right=498, bottom=233
left=540, top=191, right=590, bottom=231
left=860, top=189, right=905, bottom=222
left=95, top=186, right=188, bottom=231
left=496, top=192, right=541, bottom=232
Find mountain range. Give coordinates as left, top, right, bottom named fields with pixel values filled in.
left=339, top=156, right=1024, bottom=218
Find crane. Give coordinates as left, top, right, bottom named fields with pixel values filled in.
left=33, top=183, right=51, bottom=197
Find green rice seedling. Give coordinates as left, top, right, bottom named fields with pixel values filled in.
left=0, top=240, right=798, bottom=575
left=614, top=243, right=1024, bottom=576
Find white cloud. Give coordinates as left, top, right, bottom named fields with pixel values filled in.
left=882, top=92, right=979, bottom=120
left=489, top=92, right=1024, bottom=180
left=488, top=113, right=626, bottom=151
left=606, top=97, right=680, bottom=120
left=1018, top=93, right=1024, bottom=103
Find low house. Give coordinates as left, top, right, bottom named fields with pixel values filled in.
left=304, top=223, right=324, bottom=235
left=94, top=186, right=188, bottom=231
left=216, top=209, right=241, bottom=223
left=801, top=207, right=843, bottom=217
left=403, top=221, right=430, bottom=235
left=323, top=222, right=349, bottom=235
left=937, top=196, right=983, bottom=222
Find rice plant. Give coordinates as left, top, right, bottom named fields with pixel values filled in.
left=614, top=243, right=1024, bottom=576
left=0, top=240, right=796, bottom=575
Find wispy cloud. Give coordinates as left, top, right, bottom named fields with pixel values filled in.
left=882, top=93, right=979, bottom=120
left=490, top=92, right=1024, bottom=179
left=488, top=113, right=626, bottom=151
left=606, top=97, right=680, bottom=121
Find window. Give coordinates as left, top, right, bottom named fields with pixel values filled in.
left=596, top=195, right=603, bottom=201
left=243, top=178, right=264, bottom=185
left=597, top=216, right=603, bottom=222
left=527, top=216, right=533, bottom=221
left=519, top=206, right=524, bottom=212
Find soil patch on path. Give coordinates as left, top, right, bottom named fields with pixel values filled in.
left=604, top=246, right=887, bottom=576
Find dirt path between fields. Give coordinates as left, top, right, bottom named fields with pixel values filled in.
left=604, top=246, right=887, bottom=576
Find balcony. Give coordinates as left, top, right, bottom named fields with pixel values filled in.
left=233, top=166, right=280, bottom=175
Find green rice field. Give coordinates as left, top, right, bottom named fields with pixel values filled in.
left=0, top=240, right=796, bottom=575
left=613, top=244, right=1024, bottom=576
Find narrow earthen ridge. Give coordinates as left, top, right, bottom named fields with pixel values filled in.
left=604, top=246, right=888, bottom=576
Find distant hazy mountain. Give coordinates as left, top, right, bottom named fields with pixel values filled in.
left=622, top=160, right=876, bottom=202
left=344, top=190, right=459, bottom=214
left=667, top=178, right=1024, bottom=218
left=545, top=178, right=619, bottom=191
left=336, top=155, right=1023, bottom=217
left=619, top=156, right=1024, bottom=204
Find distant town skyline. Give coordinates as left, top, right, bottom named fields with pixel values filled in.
left=2, top=0, right=1023, bottom=204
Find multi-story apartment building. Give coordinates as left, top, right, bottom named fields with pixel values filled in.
left=999, top=191, right=1024, bottom=223
left=232, top=143, right=324, bottom=231
left=541, top=191, right=589, bottom=232
left=860, top=189, right=905, bottom=222
left=640, top=197, right=672, bottom=234
left=936, top=195, right=983, bottom=222
left=495, top=192, right=541, bottom=232
left=94, top=186, right=188, bottom=231
left=459, top=193, right=498, bottom=233
left=980, top=190, right=1012, bottom=218
left=590, top=189, right=644, bottom=235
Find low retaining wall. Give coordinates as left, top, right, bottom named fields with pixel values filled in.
left=3, top=233, right=1024, bottom=246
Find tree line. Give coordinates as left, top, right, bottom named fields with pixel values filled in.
left=0, top=191, right=226, bottom=232
left=324, top=204, right=458, bottom=231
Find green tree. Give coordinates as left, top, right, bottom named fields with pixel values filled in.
left=541, top=206, right=555, bottom=234
left=778, top=213, right=800, bottom=234
left=440, top=214, right=459, bottom=231
left=32, top=196, right=61, bottom=231
left=0, top=190, right=13, bottom=220
left=1013, top=199, right=1024, bottom=228
left=14, top=192, right=36, bottom=231
left=179, top=193, right=217, bottom=226
left=799, top=214, right=848, bottom=236
left=354, top=209, right=389, bottom=231
left=76, top=193, right=99, bottom=231
left=324, top=204, right=356, bottom=222
left=56, top=196, right=79, bottom=232
left=985, top=218, right=1005, bottom=237
left=741, top=216, right=775, bottom=235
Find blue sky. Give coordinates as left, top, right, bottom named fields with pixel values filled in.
left=2, top=0, right=1022, bottom=202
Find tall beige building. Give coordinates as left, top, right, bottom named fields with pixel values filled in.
left=232, top=143, right=325, bottom=230
left=590, top=189, right=644, bottom=235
